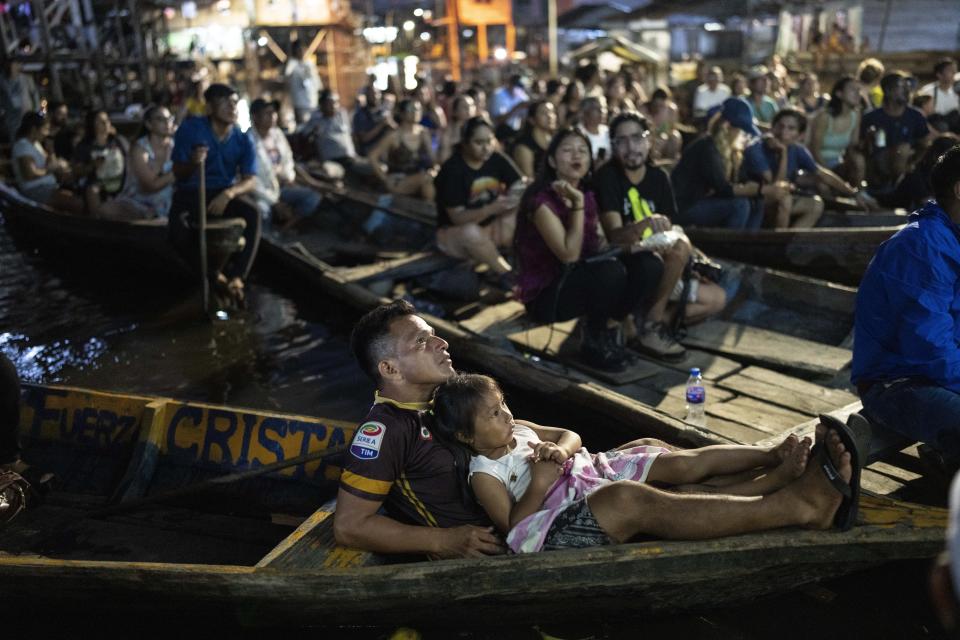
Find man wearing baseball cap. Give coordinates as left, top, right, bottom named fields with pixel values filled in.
left=169, top=82, right=260, bottom=305
left=671, top=97, right=787, bottom=229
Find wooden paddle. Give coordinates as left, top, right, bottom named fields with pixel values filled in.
left=88, top=444, right=349, bottom=519
left=197, top=152, right=210, bottom=316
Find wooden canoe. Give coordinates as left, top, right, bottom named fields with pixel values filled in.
left=0, top=184, right=246, bottom=280
left=0, top=383, right=947, bottom=627
left=315, top=180, right=906, bottom=286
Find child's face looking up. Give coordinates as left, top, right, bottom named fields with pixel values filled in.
left=469, top=390, right=515, bottom=452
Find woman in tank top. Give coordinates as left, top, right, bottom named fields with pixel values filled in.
left=368, top=98, right=437, bottom=200
left=809, top=76, right=865, bottom=187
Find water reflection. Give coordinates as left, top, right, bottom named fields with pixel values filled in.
left=0, top=222, right=373, bottom=423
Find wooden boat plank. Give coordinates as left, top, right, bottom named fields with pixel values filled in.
left=717, top=366, right=858, bottom=416
left=682, top=320, right=851, bottom=377
left=256, top=506, right=382, bottom=569
left=335, top=251, right=460, bottom=284
left=506, top=319, right=663, bottom=384
left=0, top=513, right=946, bottom=625
left=706, top=396, right=811, bottom=434
left=696, top=415, right=771, bottom=445
left=459, top=300, right=527, bottom=335
left=634, top=350, right=742, bottom=381
left=867, top=460, right=923, bottom=484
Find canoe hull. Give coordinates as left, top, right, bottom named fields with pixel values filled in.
left=686, top=226, right=899, bottom=286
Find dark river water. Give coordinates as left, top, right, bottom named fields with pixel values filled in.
left=0, top=216, right=948, bottom=639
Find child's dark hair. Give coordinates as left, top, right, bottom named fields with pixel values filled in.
left=349, top=299, right=416, bottom=384
left=430, top=373, right=503, bottom=450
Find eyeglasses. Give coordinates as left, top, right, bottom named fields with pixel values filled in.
left=612, top=131, right=650, bottom=148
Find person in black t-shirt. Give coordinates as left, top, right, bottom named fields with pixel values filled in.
left=435, top=116, right=525, bottom=277
left=595, top=112, right=726, bottom=358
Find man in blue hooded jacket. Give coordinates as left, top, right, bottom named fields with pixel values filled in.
left=852, top=143, right=960, bottom=462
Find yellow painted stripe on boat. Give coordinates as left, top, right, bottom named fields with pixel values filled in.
left=341, top=470, right=392, bottom=496
left=397, top=474, right=438, bottom=527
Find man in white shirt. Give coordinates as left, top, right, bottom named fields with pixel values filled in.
left=692, top=66, right=731, bottom=120
left=285, top=41, right=322, bottom=124
left=919, top=58, right=959, bottom=116
left=579, top=96, right=610, bottom=164
left=247, top=98, right=324, bottom=227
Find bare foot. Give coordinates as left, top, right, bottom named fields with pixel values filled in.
left=784, top=428, right=851, bottom=529
left=772, top=434, right=800, bottom=464
left=762, top=436, right=811, bottom=492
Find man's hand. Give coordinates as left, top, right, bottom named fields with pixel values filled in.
left=191, top=144, right=209, bottom=166
left=432, top=525, right=506, bottom=558
left=207, top=190, right=233, bottom=216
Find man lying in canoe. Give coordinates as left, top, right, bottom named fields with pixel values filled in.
left=853, top=143, right=960, bottom=472
left=333, top=300, right=861, bottom=557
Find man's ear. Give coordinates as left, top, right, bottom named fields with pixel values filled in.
left=455, top=431, right=472, bottom=445
left=377, top=358, right=399, bottom=381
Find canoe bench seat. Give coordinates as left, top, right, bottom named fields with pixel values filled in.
left=255, top=503, right=386, bottom=570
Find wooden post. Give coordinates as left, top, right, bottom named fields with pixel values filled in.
left=32, top=0, right=63, bottom=102
left=445, top=0, right=461, bottom=81
left=505, top=23, right=515, bottom=57
left=127, top=0, right=153, bottom=103
left=324, top=27, right=339, bottom=95
left=547, top=0, right=557, bottom=76
left=877, top=0, right=892, bottom=52
left=477, top=23, right=487, bottom=62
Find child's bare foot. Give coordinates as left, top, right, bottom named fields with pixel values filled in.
left=772, top=434, right=800, bottom=464
left=783, top=428, right=851, bottom=529
left=762, top=436, right=811, bottom=492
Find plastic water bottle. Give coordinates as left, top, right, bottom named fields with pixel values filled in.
left=874, top=127, right=886, bottom=149
left=685, top=367, right=706, bottom=426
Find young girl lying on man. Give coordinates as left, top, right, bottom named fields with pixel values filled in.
left=429, top=373, right=818, bottom=553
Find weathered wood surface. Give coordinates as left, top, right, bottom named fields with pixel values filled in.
left=688, top=226, right=898, bottom=286
left=717, top=366, right=858, bottom=416
left=0, top=506, right=945, bottom=626
left=682, top=320, right=852, bottom=378
left=818, top=211, right=908, bottom=227
left=335, top=251, right=459, bottom=284
left=0, top=184, right=245, bottom=280
left=256, top=506, right=381, bottom=569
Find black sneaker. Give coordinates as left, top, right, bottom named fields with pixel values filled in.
left=580, top=325, right=630, bottom=372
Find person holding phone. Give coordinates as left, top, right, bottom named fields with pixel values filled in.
left=169, top=83, right=259, bottom=306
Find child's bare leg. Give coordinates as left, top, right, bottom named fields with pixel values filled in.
left=646, top=434, right=803, bottom=486
left=674, top=436, right=811, bottom=496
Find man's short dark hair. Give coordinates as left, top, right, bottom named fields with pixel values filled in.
left=608, top=110, right=650, bottom=140
left=931, top=144, right=960, bottom=205
left=350, top=300, right=417, bottom=384
left=772, top=107, right=807, bottom=134
left=935, top=57, right=956, bottom=76
left=204, top=83, right=236, bottom=104
left=880, top=72, right=908, bottom=96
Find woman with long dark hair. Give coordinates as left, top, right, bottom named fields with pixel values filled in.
left=368, top=98, right=437, bottom=200
left=114, top=105, right=177, bottom=218
left=809, top=75, right=865, bottom=187
left=73, top=109, right=147, bottom=218
left=10, top=111, right=83, bottom=213
left=435, top=116, right=524, bottom=277
left=514, top=128, right=664, bottom=372
left=511, top=99, right=557, bottom=178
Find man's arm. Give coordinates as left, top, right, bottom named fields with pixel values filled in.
left=333, top=488, right=505, bottom=558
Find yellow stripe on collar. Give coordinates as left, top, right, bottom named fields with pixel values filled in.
left=374, top=390, right=433, bottom=411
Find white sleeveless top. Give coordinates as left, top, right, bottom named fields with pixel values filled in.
left=469, top=423, right=542, bottom=502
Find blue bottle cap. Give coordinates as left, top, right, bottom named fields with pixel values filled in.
left=689, top=367, right=701, bottom=376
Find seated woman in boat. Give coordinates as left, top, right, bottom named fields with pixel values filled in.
left=430, top=372, right=857, bottom=553
left=739, top=108, right=871, bottom=229
left=435, top=116, right=524, bottom=280
left=73, top=110, right=150, bottom=220
left=670, top=97, right=781, bottom=229
left=514, top=127, right=665, bottom=371
left=438, top=94, right=476, bottom=164
left=367, top=98, right=437, bottom=201
left=113, top=105, right=177, bottom=219
left=808, top=76, right=866, bottom=192
left=594, top=112, right=726, bottom=358
left=511, top=100, right=557, bottom=178
left=10, top=112, right=83, bottom=213
left=638, top=87, right=683, bottom=164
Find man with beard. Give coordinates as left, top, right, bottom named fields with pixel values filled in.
left=593, top=112, right=726, bottom=360
left=861, top=72, right=933, bottom=192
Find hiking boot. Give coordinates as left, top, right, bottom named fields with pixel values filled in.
left=580, top=324, right=630, bottom=372
left=632, top=321, right=687, bottom=361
